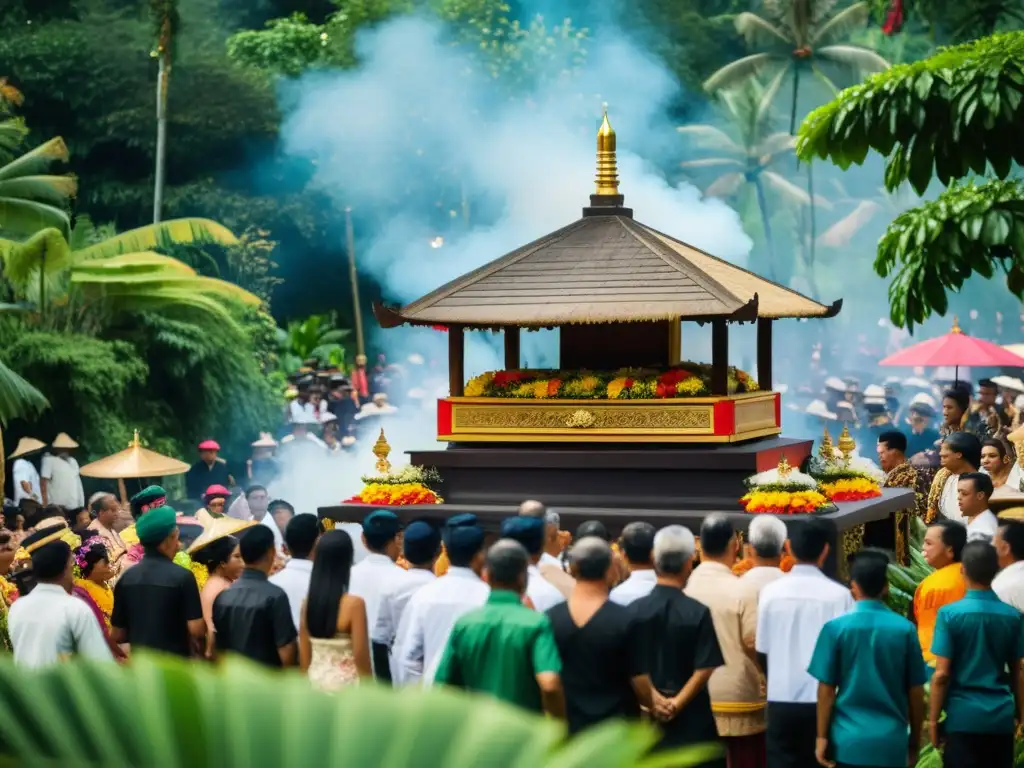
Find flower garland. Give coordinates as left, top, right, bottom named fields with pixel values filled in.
left=732, top=555, right=796, bottom=575
left=74, top=578, right=114, bottom=629
left=819, top=477, right=882, bottom=502
left=464, top=364, right=759, bottom=400
left=344, top=482, right=442, bottom=506
left=173, top=551, right=209, bottom=592
left=0, top=576, right=19, bottom=608
left=740, top=488, right=830, bottom=514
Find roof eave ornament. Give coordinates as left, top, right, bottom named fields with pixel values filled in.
left=583, top=103, right=633, bottom=219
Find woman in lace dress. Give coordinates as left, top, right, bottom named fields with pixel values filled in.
left=299, top=529, right=371, bottom=691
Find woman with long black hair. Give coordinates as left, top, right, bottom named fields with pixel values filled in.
left=300, top=529, right=371, bottom=691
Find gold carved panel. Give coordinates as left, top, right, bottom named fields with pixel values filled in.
left=452, top=403, right=714, bottom=434
left=734, top=396, right=777, bottom=432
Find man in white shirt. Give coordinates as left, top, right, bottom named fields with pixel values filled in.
left=394, top=514, right=488, bottom=686
left=739, top=515, right=787, bottom=597
left=9, top=524, right=113, bottom=668
left=959, top=472, right=1000, bottom=542
left=348, top=509, right=406, bottom=680
left=10, top=437, right=44, bottom=505
left=263, top=498, right=293, bottom=554
left=269, top=514, right=321, bottom=630
left=756, top=517, right=853, bottom=768
left=40, top=433, right=85, bottom=509
left=993, top=519, right=1024, bottom=612
left=500, top=515, right=566, bottom=612
left=373, top=521, right=440, bottom=683
left=610, top=521, right=658, bottom=606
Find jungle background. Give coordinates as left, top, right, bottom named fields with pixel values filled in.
left=1, top=0, right=1022, bottom=468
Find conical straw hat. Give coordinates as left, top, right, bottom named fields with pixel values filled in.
left=79, top=431, right=189, bottom=480
left=51, top=432, right=79, bottom=450
left=189, top=516, right=256, bottom=554
left=9, top=437, right=46, bottom=459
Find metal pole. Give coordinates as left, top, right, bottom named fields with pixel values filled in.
left=153, top=48, right=169, bottom=223
left=345, top=207, right=365, bottom=358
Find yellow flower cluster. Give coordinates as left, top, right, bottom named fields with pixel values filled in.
left=741, top=489, right=828, bottom=514
left=464, top=371, right=494, bottom=397
left=820, top=477, right=882, bottom=502
left=606, top=377, right=629, bottom=399
left=676, top=377, right=706, bottom=395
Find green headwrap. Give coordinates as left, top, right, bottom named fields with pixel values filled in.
left=136, top=506, right=178, bottom=546
left=130, top=485, right=167, bottom=520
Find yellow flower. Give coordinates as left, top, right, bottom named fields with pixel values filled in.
left=513, top=382, right=534, bottom=398
left=607, top=377, right=629, bottom=399
left=465, top=371, right=494, bottom=397
left=676, top=377, right=706, bottom=395
left=532, top=379, right=550, bottom=399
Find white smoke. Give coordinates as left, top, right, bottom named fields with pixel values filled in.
left=272, top=14, right=753, bottom=511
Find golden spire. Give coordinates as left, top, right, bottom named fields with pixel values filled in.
left=595, top=104, right=619, bottom=197
left=818, top=427, right=834, bottom=464
left=838, top=425, right=856, bottom=463
left=951, top=316, right=962, bottom=334
left=130, top=430, right=141, bottom=448
left=372, top=428, right=392, bottom=475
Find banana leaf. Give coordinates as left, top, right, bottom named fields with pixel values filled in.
left=0, top=654, right=723, bottom=768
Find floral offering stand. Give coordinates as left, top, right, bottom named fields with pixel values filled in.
left=319, top=108, right=912, bottom=579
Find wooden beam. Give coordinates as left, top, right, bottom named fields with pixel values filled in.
left=667, top=319, right=681, bottom=366
left=711, top=319, right=729, bottom=395
left=757, top=318, right=773, bottom=391
left=504, top=327, right=521, bottom=370
left=449, top=324, right=465, bottom=397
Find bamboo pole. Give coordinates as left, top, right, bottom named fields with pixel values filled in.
left=345, top=207, right=365, bottom=358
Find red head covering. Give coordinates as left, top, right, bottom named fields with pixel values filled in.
left=198, top=439, right=220, bottom=451
left=204, top=484, right=231, bottom=501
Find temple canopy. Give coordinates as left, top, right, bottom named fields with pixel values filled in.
left=375, top=105, right=839, bottom=331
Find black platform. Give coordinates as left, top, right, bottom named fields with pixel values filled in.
left=404, top=438, right=815, bottom=510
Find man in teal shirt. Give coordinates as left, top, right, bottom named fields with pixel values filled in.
left=434, top=539, right=565, bottom=718
left=808, top=549, right=928, bottom=768
left=930, top=540, right=1024, bottom=768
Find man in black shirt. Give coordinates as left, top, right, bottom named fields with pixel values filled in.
left=546, top=536, right=654, bottom=734
left=213, top=525, right=297, bottom=667
left=111, top=506, right=205, bottom=657
left=185, top=439, right=233, bottom=501
left=630, top=524, right=725, bottom=761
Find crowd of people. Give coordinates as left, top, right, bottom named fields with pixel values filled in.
left=4, top=478, right=1024, bottom=768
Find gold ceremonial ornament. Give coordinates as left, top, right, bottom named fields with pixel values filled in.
left=777, top=454, right=792, bottom=480
left=565, top=410, right=596, bottom=429
left=595, top=104, right=619, bottom=197
left=372, top=429, right=392, bottom=474
left=838, top=425, right=856, bottom=464
left=818, top=427, right=835, bottom=464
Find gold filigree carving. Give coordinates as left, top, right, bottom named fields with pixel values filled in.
left=838, top=523, right=866, bottom=582
left=735, top=398, right=776, bottom=431
left=565, top=410, right=596, bottom=428
left=453, top=404, right=713, bottom=432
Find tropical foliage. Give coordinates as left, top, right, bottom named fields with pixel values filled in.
left=0, top=653, right=722, bottom=768
left=279, top=312, right=350, bottom=373
left=797, top=30, right=1024, bottom=329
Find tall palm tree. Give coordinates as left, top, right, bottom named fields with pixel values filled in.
left=703, top=0, right=889, bottom=289
left=151, top=0, right=180, bottom=223
left=817, top=179, right=915, bottom=248
left=678, top=82, right=815, bottom=280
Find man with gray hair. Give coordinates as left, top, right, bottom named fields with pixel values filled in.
left=740, top=515, right=788, bottom=596
left=631, top=525, right=725, bottom=761
left=434, top=539, right=565, bottom=718
left=517, top=500, right=574, bottom=598
left=547, top=537, right=655, bottom=734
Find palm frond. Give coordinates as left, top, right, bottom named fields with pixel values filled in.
left=74, top=218, right=239, bottom=262
left=0, top=198, right=71, bottom=239
left=0, top=229, right=73, bottom=286
left=676, top=125, right=743, bottom=155
left=317, top=328, right=351, bottom=344
left=704, top=54, right=782, bottom=93
left=816, top=45, right=890, bottom=73
left=0, top=356, right=48, bottom=425
left=0, top=175, right=79, bottom=207
left=0, top=119, right=27, bottom=162
left=735, top=12, right=793, bottom=47
left=812, top=2, right=871, bottom=45
left=762, top=170, right=813, bottom=204
left=756, top=68, right=789, bottom=128
left=818, top=200, right=883, bottom=247
left=680, top=158, right=746, bottom=170
left=0, top=137, right=70, bottom=182
left=704, top=172, right=746, bottom=198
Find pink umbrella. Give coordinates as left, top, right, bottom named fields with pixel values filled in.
left=879, top=318, right=1024, bottom=382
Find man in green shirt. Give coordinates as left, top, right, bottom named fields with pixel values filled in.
left=930, top=540, right=1024, bottom=768
left=434, top=539, right=565, bottom=718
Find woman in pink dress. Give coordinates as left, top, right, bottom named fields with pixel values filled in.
left=72, top=538, right=127, bottom=661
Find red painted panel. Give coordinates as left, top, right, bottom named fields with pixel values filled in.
left=774, top=393, right=782, bottom=427
left=437, top=398, right=453, bottom=436
left=756, top=441, right=812, bottom=472
left=713, top=400, right=735, bottom=436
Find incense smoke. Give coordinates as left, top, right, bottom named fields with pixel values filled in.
left=271, top=13, right=759, bottom=511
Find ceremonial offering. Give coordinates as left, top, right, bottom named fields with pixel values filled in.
left=812, top=426, right=884, bottom=501
left=739, top=456, right=831, bottom=514
left=343, top=429, right=443, bottom=506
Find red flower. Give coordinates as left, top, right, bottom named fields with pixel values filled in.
left=493, top=371, right=525, bottom=388
left=624, top=378, right=634, bottom=388
left=655, top=381, right=677, bottom=398
left=431, top=325, right=449, bottom=332
left=547, top=379, right=562, bottom=397
left=882, top=0, right=904, bottom=35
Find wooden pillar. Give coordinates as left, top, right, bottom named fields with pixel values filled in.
left=711, top=319, right=729, bottom=395
left=757, top=318, right=773, bottom=391
left=449, top=324, right=465, bottom=397
left=667, top=319, right=681, bottom=366
left=504, top=327, right=521, bottom=370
